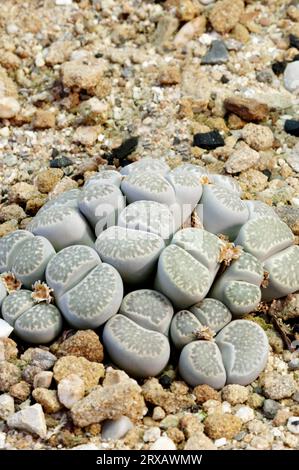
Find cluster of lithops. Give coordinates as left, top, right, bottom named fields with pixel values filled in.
left=1, top=157, right=299, bottom=388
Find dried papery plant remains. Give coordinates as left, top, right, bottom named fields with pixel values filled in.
left=1, top=272, right=22, bottom=293
left=31, top=281, right=54, bottom=304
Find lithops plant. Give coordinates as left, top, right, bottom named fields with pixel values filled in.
left=95, top=226, right=165, bottom=284
left=0, top=231, right=55, bottom=289
left=103, top=314, right=170, bottom=377
left=2, top=289, right=62, bottom=344
left=210, top=252, right=264, bottom=316
left=198, top=184, right=249, bottom=239
left=235, top=216, right=294, bottom=261
left=46, top=245, right=123, bottom=329
left=119, top=289, right=174, bottom=334
left=177, top=319, right=269, bottom=388
left=0, top=279, right=6, bottom=308
left=216, top=320, right=269, bottom=385
left=29, top=206, right=95, bottom=251
left=120, top=156, right=170, bottom=176
left=78, top=183, right=125, bottom=231
left=179, top=340, right=227, bottom=389
left=262, top=245, right=299, bottom=301
left=2, top=157, right=299, bottom=390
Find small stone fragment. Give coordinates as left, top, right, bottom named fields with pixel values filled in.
left=263, top=399, right=280, bottom=419
left=225, top=141, right=260, bottom=173
left=53, top=356, right=104, bottom=392
left=32, top=388, right=62, bottom=414
left=35, top=168, right=64, bottom=194
left=284, top=61, right=299, bottom=93
left=8, top=182, right=40, bottom=204
left=235, top=405, right=254, bottom=423
left=32, top=110, right=56, bottom=129
left=184, top=433, right=216, bottom=450
left=9, top=381, right=31, bottom=401
left=209, top=0, right=244, bottom=34
left=174, top=16, right=206, bottom=48
left=150, top=436, right=176, bottom=450
left=287, top=417, right=299, bottom=435
left=61, top=58, right=106, bottom=91
left=284, top=119, right=299, bottom=137
left=0, top=96, right=20, bottom=118
left=242, top=123, right=274, bottom=151
left=57, top=374, right=85, bottom=409
left=263, top=373, right=296, bottom=400
left=0, top=338, right=18, bottom=361
left=22, top=348, right=57, bottom=371
left=73, top=126, right=99, bottom=146
left=193, top=130, right=225, bottom=150
left=201, top=40, right=229, bottom=65
left=0, top=394, right=14, bottom=420
left=7, top=403, right=47, bottom=438
left=0, top=361, right=21, bottom=392
left=101, top=416, right=133, bottom=441
left=194, top=384, right=221, bottom=404
left=224, top=97, right=269, bottom=122
left=33, top=371, right=53, bottom=389
left=204, top=413, right=242, bottom=439
left=143, top=427, right=161, bottom=443
left=221, top=384, right=249, bottom=405
left=71, top=368, right=145, bottom=427
left=56, top=330, right=104, bottom=363
left=0, top=204, right=26, bottom=223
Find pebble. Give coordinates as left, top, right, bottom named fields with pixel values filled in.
left=242, top=123, right=274, bottom=151
left=235, top=406, right=255, bottom=423
left=204, top=413, right=242, bottom=439
left=61, top=58, right=106, bottom=91
left=7, top=403, right=47, bottom=438
left=221, top=385, right=249, bottom=405
left=8, top=182, right=40, bottom=204
left=272, top=61, right=287, bottom=75
left=174, top=16, right=206, bottom=48
left=263, top=373, right=297, bottom=400
left=149, top=436, right=176, bottom=450
left=57, top=374, right=85, bottom=409
left=101, top=416, right=133, bottom=441
left=73, top=126, right=99, bottom=146
left=71, top=368, right=145, bottom=427
left=224, top=97, right=269, bottom=122
left=0, top=204, right=26, bottom=223
left=225, top=141, right=260, bottom=173
left=32, top=110, right=56, bottom=129
left=0, top=361, right=21, bottom=392
left=56, top=330, right=104, bottom=363
left=33, top=371, right=53, bottom=389
left=287, top=417, right=299, bottom=435
left=209, top=0, right=244, bottom=34
left=32, top=388, right=62, bottom=414
left=290, top=34, right=299, bottom=50
left=263, top=399, right=280, bottom=419
left=35, top=168, right=64, bottom=194
left=284, top=61, right=299, bottom=93
left=284, top=119, right=299, bottom=137
left=143, top=427, right=161, bottom=443
left=50, top=156, right=73, bottom=168
left=0, top=97, right=20, bottom=119
left=214, top=437, right=227, bottom=447
left=194, top=384, right=220, bottom=404
left=288, top=358, right=299, bottom=371
left=247, top=393, right=264, bottom=409
left=201, top=40, right=229, bottom=65
left=0, top=319, right=14, bottom=339
left=193, top=130, right=225, bottom=150
left=0, top=394, right=15, bottom=420
left=184, top=433, right=216, bottom=450
left=9, top=381, right=31, bottom=401
left=152, top=406, right=166, bottom=421
left=53, top=356, right=104, bottom=392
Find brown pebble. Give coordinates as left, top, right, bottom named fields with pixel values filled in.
left=224, top=96, right=269, bottom=122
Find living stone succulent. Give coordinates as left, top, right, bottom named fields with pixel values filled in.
left=2, top=289, right=62, bottom=343
left=1, top=157, right=298, bottom=388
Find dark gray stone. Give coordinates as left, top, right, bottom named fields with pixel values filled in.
left=263, top=399, right=280, bottom=419
left=201, top=40, right=229, bottom=65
